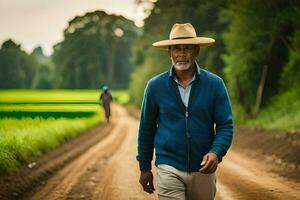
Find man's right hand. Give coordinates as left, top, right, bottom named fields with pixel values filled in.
left=139, top=171, right=155, bottom=194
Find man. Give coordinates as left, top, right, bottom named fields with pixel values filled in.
left=99, top=85, right=113, bottom=122
left=137, top=23, right=233, bottom=200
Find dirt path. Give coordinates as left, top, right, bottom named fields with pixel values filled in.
left=2, top=104, right=299, bottom=200
left=26, top=104, right=157, bottom=200
left=215, top=150, right=300, bottom=200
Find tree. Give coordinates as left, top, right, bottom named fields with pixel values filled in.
left=222, top=0, right=300, bottom=115
left=31, top=46, right=56, bottom=89
left=280, top=29, right=300, bottom=92
left=52, top=11, right=138, bottom=89
left=0, top=39, right=37, bottom=89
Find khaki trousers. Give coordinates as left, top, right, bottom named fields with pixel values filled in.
left=157, top=164, right=216, bottom=200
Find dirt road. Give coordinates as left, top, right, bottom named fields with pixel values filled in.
left=2, top=104, right=299, bottom=200
left=215, top=150, right=300, bottom=200
left=23, top=104, right=155, bottom=200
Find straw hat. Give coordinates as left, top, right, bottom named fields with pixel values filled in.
left=152, top=23, right=215, bottom=49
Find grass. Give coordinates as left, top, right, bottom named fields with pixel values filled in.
left=0, top=89, right=130, bottom=175
left=0, top=104, right=100, bottom=119
left=0, top=90, right=98, bottom=104
left=0, top=104, right=100, bottom=111
left=0, top=89, right=130, bottom=104
left=0, top=111, right=97, bottom=119
left=0, top=114, right=101, bottom=175
left=243, top=90, right=300, bottom=130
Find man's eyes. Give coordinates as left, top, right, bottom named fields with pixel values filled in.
left=174, top=47, right=193, bottom=51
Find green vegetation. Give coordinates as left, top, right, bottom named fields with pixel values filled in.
left=0, top=1, right=299, bottom=133
left=0, top=104, right=100, bottom=112
left=246, top=90, right=300, bottom=130
left=0, top=115, right=100, bottom=175
left=0, top=90, right=99, bottom=104
left=0, top=40, right=37, bottom=89
left=129, top=0, right=300, bottom=131
left=0, top=89, right=129, bottom=104
left=52, top=10, right=138, bottom=89
left=0, top=89, right=129, bottom=175
left=0, top=111, right=96, bottom=119
left=0, top=11, right=138, bottom=89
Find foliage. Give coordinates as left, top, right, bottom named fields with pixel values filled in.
left=280, top=29, right=300, bottom=92
left=246, top=89, right=300, bottom=130
left=129, top=0, right=300, bottom=130
left=112, top=90, right=131, bottom=105
left=0, top=40, right=37, bottom=89
left=0, top=10, right=139, bottom=90
left=0, top=89, right=130, bottom=175
left=0, top=115, right=100, bottom=175
left=31, top=47, right=57, bottom=89
left=52, top=10, right=138, bottom=89
left=222, top=0, right=299, bottom=114
left=0, top=111, right=96, bottom=119
left=129, top=54, right=168, bottom=106
left=0, top=89, right=127, bottom=175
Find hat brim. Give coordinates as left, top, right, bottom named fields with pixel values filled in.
left=152, top=37, right=215, bottom=49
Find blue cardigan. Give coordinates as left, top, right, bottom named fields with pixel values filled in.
left=137, top=67, right=234, bottom=172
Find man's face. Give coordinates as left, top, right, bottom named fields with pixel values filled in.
left=169, top=44, right=199, bottom=71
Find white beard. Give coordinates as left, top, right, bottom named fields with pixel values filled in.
left=174, top=63, right=191, bottom=71
left=172, top=59, right=192, bottom=71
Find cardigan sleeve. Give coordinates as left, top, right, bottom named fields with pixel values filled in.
left=136, top=80, right=159, bottom=171
left=209, top=78, right=234, bottom=162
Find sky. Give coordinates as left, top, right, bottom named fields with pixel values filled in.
left=0, top=0, right=149, bottom=56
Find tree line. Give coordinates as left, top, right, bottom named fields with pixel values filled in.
left=0, top=0, right=299, bottom=118
left=129, top=0, right=300, bottom=118
left=0, top=10, right=138, bottom=89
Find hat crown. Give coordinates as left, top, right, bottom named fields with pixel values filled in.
left=169, top=23, right=197, bottom=40
left=152, top=22, right=215, bottom=49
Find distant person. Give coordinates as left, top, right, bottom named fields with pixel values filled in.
left=137, top=23, right=234, bottom=200
left=99, top=85, right=113, bottom=122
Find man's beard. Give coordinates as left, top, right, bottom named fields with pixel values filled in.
left=172, top=59, right=192, bottom=71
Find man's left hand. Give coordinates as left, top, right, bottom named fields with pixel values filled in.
left=199, top=152, right=219, bottom=174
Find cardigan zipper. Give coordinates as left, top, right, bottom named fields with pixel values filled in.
left=185, top=109, right=191, bottom=172
left=169, top=77, right=193, bottom=173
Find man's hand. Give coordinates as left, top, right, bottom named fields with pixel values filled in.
left=199, top=152, right=219, bottom=174
left=139, top=171, right=155, bottom=194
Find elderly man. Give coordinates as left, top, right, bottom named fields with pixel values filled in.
left=137, top=23, right=234, bottom=200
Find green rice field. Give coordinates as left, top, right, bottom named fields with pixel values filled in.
left=0, top=89, right=129, bottom=104
left=0, top=89, right=129, bottom=175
